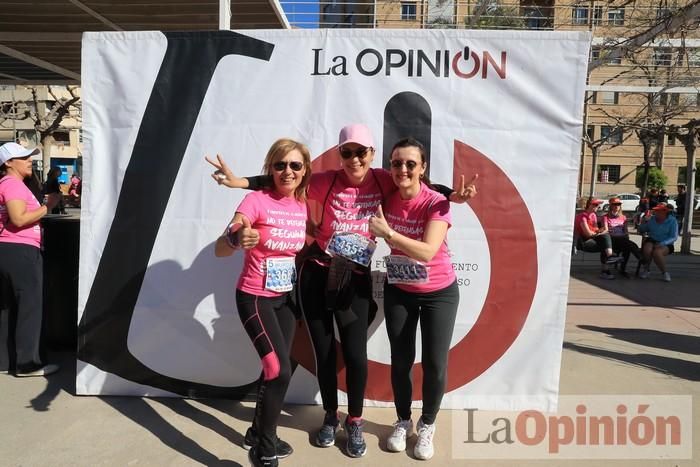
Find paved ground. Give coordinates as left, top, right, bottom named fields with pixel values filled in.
left=1, top=231, right=698, bottom=466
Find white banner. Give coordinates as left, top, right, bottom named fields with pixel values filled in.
left=78, top=29, right=591, bottom=411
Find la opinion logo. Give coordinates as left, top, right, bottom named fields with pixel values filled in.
left=78, top=32, right=535, bottom=401
left=312, top=46, right=507, bottom=79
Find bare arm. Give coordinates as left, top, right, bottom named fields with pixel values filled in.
left=215, top=213, right=259, bottom=256
left=368, top=205, right=448, bottom=263
left=5, top=194, right=59, bottom=228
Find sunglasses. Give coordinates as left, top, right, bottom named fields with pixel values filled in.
left=339, top=146, right=370, bottom=160
left=390, top=159, right=419, bottom=170
left=272, top=161, right=304, bottom=172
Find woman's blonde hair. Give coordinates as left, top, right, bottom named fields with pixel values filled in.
left=262, top=138, right=312, bottom=201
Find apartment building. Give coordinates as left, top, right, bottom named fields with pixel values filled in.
left=372, top=0, right=700, bottom=198
left=0, top=85, right=82, bottom=181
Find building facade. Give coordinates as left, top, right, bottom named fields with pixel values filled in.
left=0, top=85, right=82, bottom=181
left=372, top=0, right=700, bottom=199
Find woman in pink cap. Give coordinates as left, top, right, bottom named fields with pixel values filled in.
left=207, top=124, right=476, bottom=458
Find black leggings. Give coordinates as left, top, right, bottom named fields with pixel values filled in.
left=236, top=290, right=296, bottom=457
left=0, top=243, right=44, bottom=373
left=578, top=233, right=612, bottom=264
left=611, top=236, right=640, bottom=271
left=298, top=259, right=372, bottom=418
left=384, top=280, right=459, bottom=425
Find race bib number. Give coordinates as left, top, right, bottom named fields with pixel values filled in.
left=325, top=231, right=376, bottom=267
left=385, top=255, right=429, bottom=284
left=265, top=257, right=296, bottom=293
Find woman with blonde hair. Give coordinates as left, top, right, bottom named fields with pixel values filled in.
left=215, top=138, right=311, bottom=467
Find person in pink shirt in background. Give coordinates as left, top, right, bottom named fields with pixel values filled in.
left=214, top=138, right=311, bottom=467
left=601, top=197, right=640, bottom=278
left=368, top=137, right=470, bottom=461
left=0, top=142, right=60, bottom=377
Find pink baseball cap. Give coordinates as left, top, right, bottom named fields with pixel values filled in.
left=338, top=124, right=374, bottom=148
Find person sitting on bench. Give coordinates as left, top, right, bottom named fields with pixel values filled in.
left=637, top=202, right=678, bottom=282
left=574, top=198, right=623, bottom=280
left=601, top=197, right=641, bottom=278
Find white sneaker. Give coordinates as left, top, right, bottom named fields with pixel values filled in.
left=639, top=270, right=650, bottom=279
left=414, top=419, right=435, bottom=460
left=662, top=272, right=671, bottom=282
left=15, top=364, right=59, bottom=377
left=387, top=419, right=413, bottom=452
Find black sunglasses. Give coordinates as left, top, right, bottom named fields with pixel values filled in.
left=390, top=159, right=419, bottom=170
left=272, top=161, right=304, bottom=172
left=339, top=146, right=371, bottom=160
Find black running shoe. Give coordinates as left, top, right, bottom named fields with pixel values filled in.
left=243, top=427, right=293, bottom=459
left=248, top=446, right=278, bottom=467
left=315, top=412, right=339, bottom=447
left=343, top=418, right=367, bottom=458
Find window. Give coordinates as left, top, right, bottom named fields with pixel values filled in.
left=592, top=47, right=621, bottom=65
left=401, top=2, right=417, bottom=21
left=52, top=131, right=70, bottom=144
left=601, top=126, right=622, bottom=144
left=598, top=165, right=620, bottom=183
left=687, top=48, right=700, bottom=67
left=653, top=48, right=673, bottom=66
left=668, top=133, right=676, bottom=146
left=670, top=93, right=680, bottom=106
left=524, top=6, right=550, bottom=29
left=592, top=6, right=603, bottom=25
left=608, top=8, right=625, bottom=25
left=586, top=125, right=595, bottom=140
left=599, top=91, right=618, bottom=104
left=572, top=4, right=588, bottom=25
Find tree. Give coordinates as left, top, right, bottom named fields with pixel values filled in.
left=466, top=1, right=526, bottom=29
left=0, top=85, right=81, bottom=177
left=635, top=166, right=667, bottom=190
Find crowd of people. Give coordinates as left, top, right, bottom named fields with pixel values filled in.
left=575, top=190, right=681, bottom=282
left=207, top=124, right=477, bottom=465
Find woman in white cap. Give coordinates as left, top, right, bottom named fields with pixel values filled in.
left=0, top=142, right=60, bottom=376
left=207, top=125, right=476, bottom=458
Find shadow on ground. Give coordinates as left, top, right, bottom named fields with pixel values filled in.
left=578, top=325, right=700, bottom=355
left=563, top=341, right=700, bottom=381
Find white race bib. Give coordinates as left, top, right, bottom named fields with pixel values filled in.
left=385, top=255, right=429, bottom=284
left=264, top=257, right=296, bottom=292
left=325, top=231, right=376, bottom=267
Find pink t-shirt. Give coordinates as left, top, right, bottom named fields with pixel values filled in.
left=0, top=175, right=42, bottom=248
left=307, top=169, right=395, bottom=251
left=235, top=190, right=308, bottom=297
left=384, top=183, right=455, bottom=293
left=574, top=211, right=598, bottom=239
left=604, top=213, right=627, bottom=237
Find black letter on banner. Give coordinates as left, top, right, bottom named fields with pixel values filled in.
left=382, top=92, right=432, bottom=178
left=78, top=31, right=274, bottom=398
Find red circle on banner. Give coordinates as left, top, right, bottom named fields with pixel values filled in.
left=291, top=141, right=538, bottom=402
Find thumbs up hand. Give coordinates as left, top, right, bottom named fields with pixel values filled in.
left=369, top=205, right=394, bottom=241
left=238, top=215, right=260, bottom=250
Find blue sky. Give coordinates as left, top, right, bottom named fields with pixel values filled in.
left=280, top=0, right=319, bottom=28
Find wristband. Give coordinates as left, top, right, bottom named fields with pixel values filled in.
left=385, top=230, right=395, bottom=241
left=225, top=222, right=243, bottom=249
